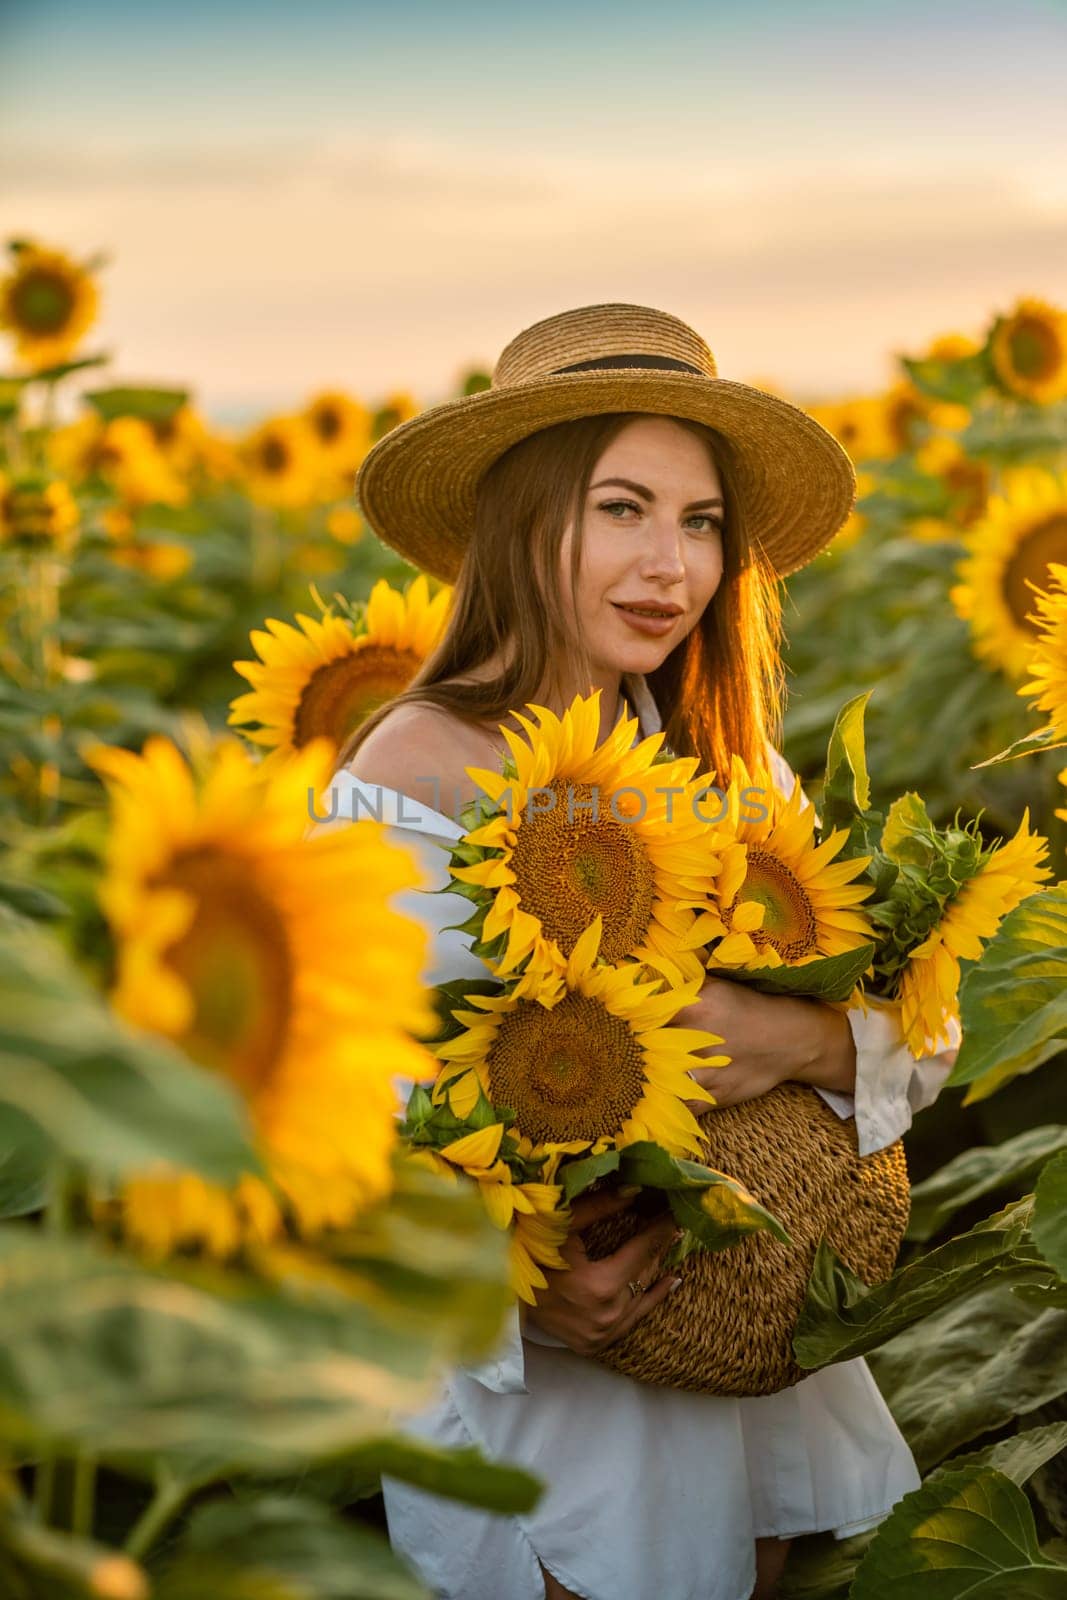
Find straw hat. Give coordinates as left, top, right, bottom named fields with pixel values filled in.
left=355, top=302, right=856, bottom=582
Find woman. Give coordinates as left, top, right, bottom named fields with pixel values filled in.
left=327, top=304, right=960, bottom=1600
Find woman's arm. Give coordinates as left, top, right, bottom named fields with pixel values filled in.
left=676, top=978, right=855, bottom=1110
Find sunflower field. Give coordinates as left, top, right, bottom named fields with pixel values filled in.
left=1, top=236, right=1066, bottom=1598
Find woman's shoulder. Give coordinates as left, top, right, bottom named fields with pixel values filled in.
left=343, top=699, right=499, bottom=813
left=765, top=745, right=796, bottom=800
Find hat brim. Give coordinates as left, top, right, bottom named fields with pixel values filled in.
left=355, top=370, right=856, bottom=582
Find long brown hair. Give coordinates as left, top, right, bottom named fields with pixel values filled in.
left=338, top=412, right=784, bottom=783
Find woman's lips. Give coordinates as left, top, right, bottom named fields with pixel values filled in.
left=611, top=601, right=683, bottom=637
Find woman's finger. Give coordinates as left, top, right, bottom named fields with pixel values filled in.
left=565, top=1186, right=640, bottom=1231
left=689, top=1065, right=731, bottom=1094
left=604, top=1212, right=680, bottom=1290
left=602, top=1267, right=681, bottom=1348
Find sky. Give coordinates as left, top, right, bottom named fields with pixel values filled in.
left=2, top=0, right=1066, bottom=420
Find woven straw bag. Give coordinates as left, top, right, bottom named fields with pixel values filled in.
left=579, top=1082, right=910, bottom=1396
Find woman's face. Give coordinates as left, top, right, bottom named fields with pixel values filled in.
left=559, top=415, right=725, bottom=683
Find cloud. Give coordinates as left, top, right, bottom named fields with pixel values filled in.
left=3, top=132, right=1064, bottom=408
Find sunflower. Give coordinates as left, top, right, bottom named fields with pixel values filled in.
left=50, top=414, right=187, bottom=508
left=452, top=689, right=724, bottom=994
left=1058, top=768, right=1067, bottom=826
left=304, top=390, right=372, bottom=472
left=925, top=333, right=981, bottom=362
left=897, top=812, right=1051, bottom=1056
left=687, top=753, right=875, bottom=973
left=372, top=390, right=420, bottom=441
left=87, top=734, right=435, bottom=1258
left=914, top=435, right=992, bottom=531
left=0, top=240, right=99, bottom=370
left=0, top=473, right=79, bottom=554
left=229, top=576, right=451, bottom=766
left=435, top=919, right=727, bottom=1161
left=808, top=397, right=892, bottom=464
left=990, top=297, right=1067, bottom=406
left=325, top=504, right=365, bottom=545
left=484, top=1173, right=570, bottom=1304
left=1017, top=563, right=1067, bottom=734
left=240, top=415, right=321, bottom=508
left=884, top=376, right=971, bottom=445
left=101, top=503, right=193, bottom=580
left=151, top=405, right=236, bottom=484
left=882, top=380, right=931, bottom=455
left=950, top=468, right=1067, bottom=679
left=422, top=1123, right=571, bottom=1304
left=831, top=469, right=876, bottom=551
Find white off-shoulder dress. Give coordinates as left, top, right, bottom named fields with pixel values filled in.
left=316, top=684, right=959, bottom=1600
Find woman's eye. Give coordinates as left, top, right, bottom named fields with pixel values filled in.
left=597, top=501, right=723, bottom=534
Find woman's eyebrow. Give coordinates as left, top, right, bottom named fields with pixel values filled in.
left=589, top=476, right=724, bottom=513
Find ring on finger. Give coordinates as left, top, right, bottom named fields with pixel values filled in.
left=627, top=1279, right=646, bottom=1298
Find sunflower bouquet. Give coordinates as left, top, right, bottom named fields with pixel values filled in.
left=679, top=691, right=1052, bottom=1058
left=398, top=690, right=792, bottom=1306
left=398, top=686, right=1051, bottom=1393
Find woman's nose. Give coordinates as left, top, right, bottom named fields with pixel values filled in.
left=639, top=522, right=686, bottom=582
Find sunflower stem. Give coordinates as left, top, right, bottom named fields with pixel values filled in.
left=45, top=1158, right=74, bottom=1234
left=3, top=404, right=28, bottom=472
left=31, top=1456, right=56, bottom=1526
left=70, top=1454, right=96, bottom=1539
left=27, top=1156, right=70, bottom=1532
left=18, top=552, right=64, bottom=826
left=250, top=503, right=281, bottom=592
left=31, top=378, right=59, bottom=472
left=123, top=1468, right=189, bottom=1561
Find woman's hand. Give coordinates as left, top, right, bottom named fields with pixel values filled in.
left=675, top=974, right=857, bottom=1113
left=521, top=1189, right=682, bottom=1357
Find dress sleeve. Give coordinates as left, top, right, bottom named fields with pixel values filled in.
left=310, top=771, right=530, bottom=1396
left=393, top=831, right=530, bottom=1394
left=766, top=747, right=960, bottom=1157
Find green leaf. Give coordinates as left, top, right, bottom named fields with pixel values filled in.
left=325, top=1434, right=541, bottom=1513
left=0, top=1104, right=50, bottom=1218
left=0, top=1506, right=150, bottom=1599
left=880, top=792, right=934, bottom=865
left=614, top=1141, right=727, bottom=1190
left=962, top=397, right=1067, bottom=463
left=0, top=918, right=261, bottom=1184
left=1034, top=1150, right=1067, bottom=1280
left=311, top=1157, right=514, bottom=1365
left=425, top=978, right=502, bottom=1045
left=617, top=1141, right=792, bottom=1248
left=561, top=1148, right=620, bottom=1201
left=0, top=353, right=109, bottom=385
left=85, top=385, right=189, bottom=424
left=934, top=1421, right=1067, bottom=1488
left=947, top=886, right=1067, bottom=1103
left=776, top=1528, right=876, bottom=1599
left=403, top=1084, right=434, bottom=1130
left=869, top=1278, right=1067, bottom=1469
left=793, top=1196, right=1047, bottom=1370
left=907, top=1126, right=1067, bottom=1242
left=155, top=1495, right=427, bottom=1600
left=901, top=348, right=992, bottom=405
left=972, top=723, right=1067, bottom=768
left=716, top=943, right=874, bottom=1003
left=0, top=875, right=68, bottom=921
left=821, top=690, right=872, bottom=833
left=850, top=1466, right=1067, bottom=1599
left=0, top=1177, right=511, bottom=1485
